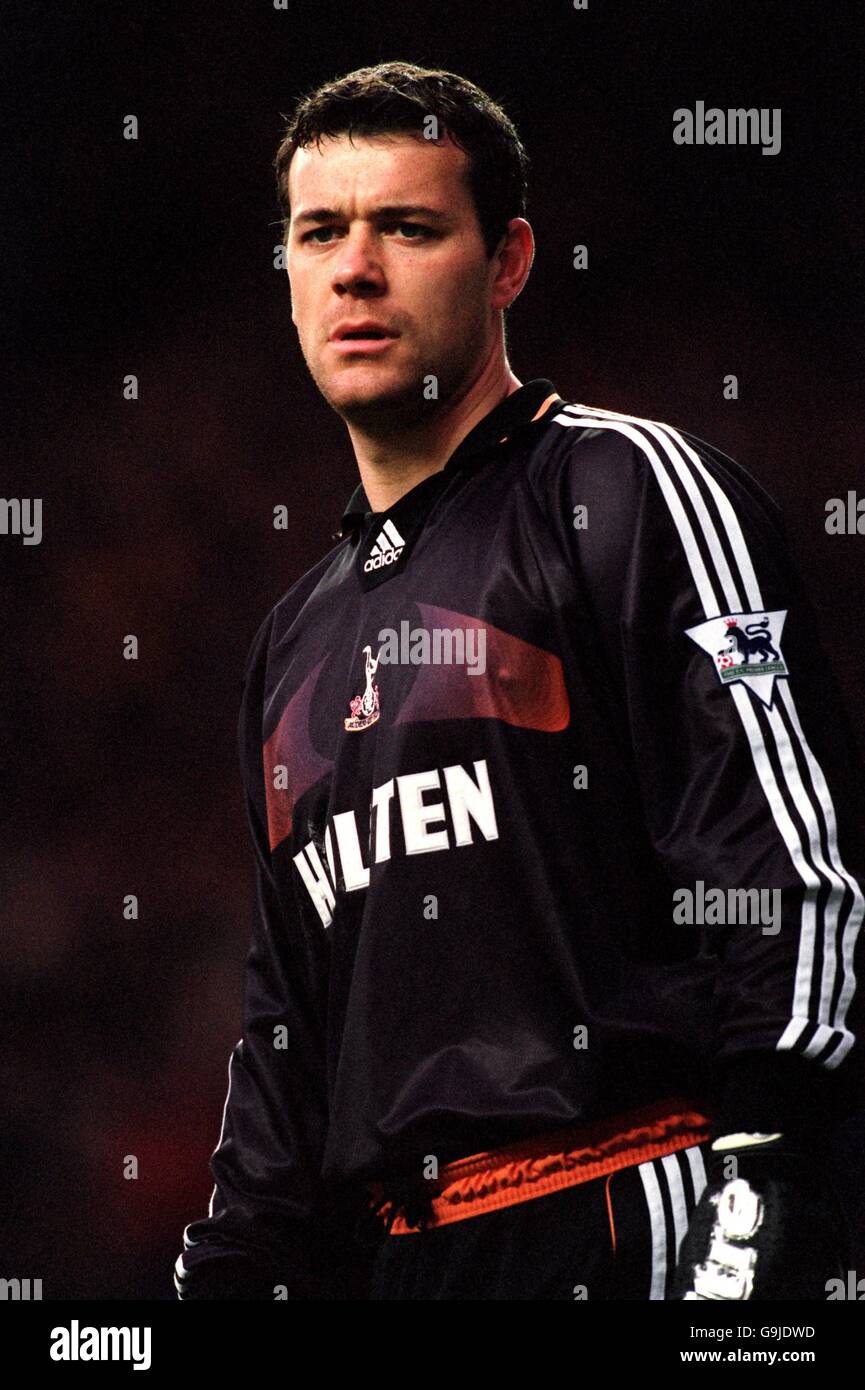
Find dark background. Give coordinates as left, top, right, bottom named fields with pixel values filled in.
left=1, top=0, right=862, bottom=1298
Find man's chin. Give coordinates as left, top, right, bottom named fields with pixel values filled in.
left=320, top=368, right=433, bottom=428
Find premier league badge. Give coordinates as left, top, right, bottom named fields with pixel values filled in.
left=685, top=610, right=789, bottom=707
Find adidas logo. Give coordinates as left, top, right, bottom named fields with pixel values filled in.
left=364, top=519, right=406, bottom=572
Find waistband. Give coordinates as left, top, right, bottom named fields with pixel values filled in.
left=365, top=1096, right=711, bottom=1235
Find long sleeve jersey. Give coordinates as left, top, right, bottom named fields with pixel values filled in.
left=176, top=378, right=865, bottom=1299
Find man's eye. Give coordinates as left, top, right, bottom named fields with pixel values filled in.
left=389, top=222, right=430, bottom=238
left=300, top=222, right=435, bottom=244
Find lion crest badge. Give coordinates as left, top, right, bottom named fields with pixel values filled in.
left=685, top=609, right=789, bottom=707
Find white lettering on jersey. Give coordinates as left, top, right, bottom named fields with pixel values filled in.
left=294, top=758, right=500, bottom=926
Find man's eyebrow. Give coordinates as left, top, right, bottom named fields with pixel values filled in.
left=292, top=204, right=454, bottom=226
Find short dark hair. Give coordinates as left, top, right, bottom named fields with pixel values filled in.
left=274, top=61, right=529, bottom=259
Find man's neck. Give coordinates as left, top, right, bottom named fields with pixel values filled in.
left=346, top=363, right=523, bottom=514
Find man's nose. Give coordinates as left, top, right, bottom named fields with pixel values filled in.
left=331, top=226, right=386, bottom=294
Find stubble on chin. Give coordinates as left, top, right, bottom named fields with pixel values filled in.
left=316, top=361, right=441, bottom=432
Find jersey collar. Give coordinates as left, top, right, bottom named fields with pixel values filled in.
left=337, top=377, right=563, bottom=540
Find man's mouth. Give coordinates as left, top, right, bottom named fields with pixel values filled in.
left=330, top=328, right=399, bottom=355
left=330, top=320, right=400, bottom=348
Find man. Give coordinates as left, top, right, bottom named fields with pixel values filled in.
left=175, top=61, right=865, bottom=1301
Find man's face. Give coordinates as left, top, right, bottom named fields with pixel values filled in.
left=285, top=132, right=504, bottom=426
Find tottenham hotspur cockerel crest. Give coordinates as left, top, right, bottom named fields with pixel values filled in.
left=344, top=643, right=381, bottom=731
left=685, top=610, right=789, bottom=707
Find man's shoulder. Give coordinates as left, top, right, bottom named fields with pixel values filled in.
left=532, top=396, right=781, bottom=518
left=538, top=395, right=730, bottom=464
left=240, top=533, right=352, bottom=678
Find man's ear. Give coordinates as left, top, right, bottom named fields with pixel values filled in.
left=284, top=235, right=297, bottom=325
left=491, top=217, right=535, bottom=312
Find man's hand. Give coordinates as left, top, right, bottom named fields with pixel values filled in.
left=671, top=1132, right=848, bottom=1300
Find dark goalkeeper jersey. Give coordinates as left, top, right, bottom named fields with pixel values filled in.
left=176, top=378, right=865, bottom=1298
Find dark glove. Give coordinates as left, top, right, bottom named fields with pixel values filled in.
left=671, top=1130, right=848, bottom=1300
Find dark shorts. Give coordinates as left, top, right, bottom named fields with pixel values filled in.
left=369, top=1138, right=712, bottom=1300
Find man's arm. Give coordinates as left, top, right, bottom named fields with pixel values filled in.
left=555, top=406, right=865, bottom=1291
left=175, top=611, right=373, bottom=1300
